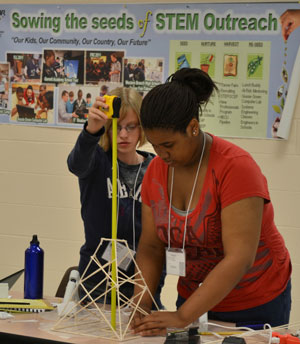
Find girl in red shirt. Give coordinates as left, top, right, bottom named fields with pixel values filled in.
left=131, top=68, right=291, bottom=336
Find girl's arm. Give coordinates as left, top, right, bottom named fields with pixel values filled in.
left=132, top=196, right=263, bottom=336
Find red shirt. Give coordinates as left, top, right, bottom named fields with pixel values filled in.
left=141, top=134, right=291, bottom=311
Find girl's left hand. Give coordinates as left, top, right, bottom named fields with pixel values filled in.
left=131, top=311, right=186, bottom=337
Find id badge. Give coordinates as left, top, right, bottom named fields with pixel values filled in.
left=102, top=242, right=135, bottom=271
left=166, top=248, right=186, bottom=277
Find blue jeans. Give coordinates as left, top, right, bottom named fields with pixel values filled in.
left=176, top=279, right=291, bottom=327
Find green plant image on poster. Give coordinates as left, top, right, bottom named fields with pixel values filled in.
left=200, top=53, right=215, bottom=78
left=247, top=54, right=264, bottom=79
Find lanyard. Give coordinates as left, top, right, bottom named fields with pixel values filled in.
left=167, top=132, right=206, bottom=250
left=131, top=162, right=143, bottom=252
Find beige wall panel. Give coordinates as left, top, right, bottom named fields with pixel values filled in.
left=291, top=264, right=300, bottom=296
left=290, top=264, right=300, bottom=323
left=0, top=125, right=79, bottom=144
left=252, top=155, right=300, bottom=192
left=269, top=190, right=300, bottom=228
left=296, top=121, right=300, bottom=154
left=0, top=204, right=82, bottom=240
left=291, top=300, right=300, bottom=324
left=284, top=228, right=300, bottom=265
left=0, top=141, right=74, bottom=175
left=0, top=172, right=80, bottom=208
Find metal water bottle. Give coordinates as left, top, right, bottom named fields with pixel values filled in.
left=24, top=234, right=44, bottom=299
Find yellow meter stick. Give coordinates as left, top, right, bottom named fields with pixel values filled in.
left=102, top=95, right=121, bottom=329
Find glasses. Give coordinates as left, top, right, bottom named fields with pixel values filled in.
left=116, top=124, right=140, bottom=133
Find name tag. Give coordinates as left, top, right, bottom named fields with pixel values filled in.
left=166, top=248, right=186, bottom=277
left=102, top=241, right=135, bottom=271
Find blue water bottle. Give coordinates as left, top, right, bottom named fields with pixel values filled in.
left=24, top=234, right=44, bottom=299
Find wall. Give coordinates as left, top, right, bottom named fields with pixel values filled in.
left=0, top=0, right=299, bottom=324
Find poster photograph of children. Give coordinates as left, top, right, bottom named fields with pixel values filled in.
left=10, top=83, right=55, bottom=124
left=85, top=50, right=124, bottom=85
left=6, top=53, right=42, bottom=84
left=42, top=49, right=85, bottom=85
left=56, top=83, right=120, bottom=126
left=124, top=57, right=164, bottom=93
left=0, top=62, right=9, bottom=114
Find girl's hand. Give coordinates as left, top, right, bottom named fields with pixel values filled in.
left=86, top=96, right=109, bottom=134
left=131, top=310, right=187, bottom=337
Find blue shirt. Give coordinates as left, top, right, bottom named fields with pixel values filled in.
left=66, top=100, right=74, bottom=113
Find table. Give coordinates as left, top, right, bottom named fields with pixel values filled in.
left=0, top=296, right=291, bottom=344
left=0, top=300, right=167, bottom=344
left=0, top=310, right=276, bottom=344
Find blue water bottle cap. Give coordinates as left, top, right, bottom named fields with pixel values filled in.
left=30, top=234, right=39, bottom=245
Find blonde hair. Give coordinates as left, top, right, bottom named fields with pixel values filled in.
left=100, top=87, right=146, bottom=151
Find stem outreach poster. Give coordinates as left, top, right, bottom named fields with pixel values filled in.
left=0, top=2, right=299, bottom=139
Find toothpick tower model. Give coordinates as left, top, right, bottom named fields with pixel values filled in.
left=52, top=238, right=158, bottom=341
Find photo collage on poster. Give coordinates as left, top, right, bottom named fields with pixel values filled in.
left=0, top=62, right=9, bottom=114
left=0, top=49, right=164, bottom=128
